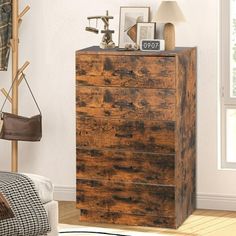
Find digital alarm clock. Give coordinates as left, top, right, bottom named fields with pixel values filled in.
left=140, top=39, right=165, bottom=51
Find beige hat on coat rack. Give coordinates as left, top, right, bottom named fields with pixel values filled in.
left=152, top=0, right=185, bottom=50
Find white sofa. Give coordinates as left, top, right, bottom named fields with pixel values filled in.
left=23, top=173, right=59, bottom=236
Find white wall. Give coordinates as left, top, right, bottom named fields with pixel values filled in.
left=0, top=0, right=236, bottom=209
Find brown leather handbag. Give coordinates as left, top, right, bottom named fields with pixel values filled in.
left=0, top=74, right=42, bottom=142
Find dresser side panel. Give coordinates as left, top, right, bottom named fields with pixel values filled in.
left=175, top=48, right=197, bottom=227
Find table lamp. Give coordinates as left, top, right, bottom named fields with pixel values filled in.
left=153, top=1, right=185, bottom=50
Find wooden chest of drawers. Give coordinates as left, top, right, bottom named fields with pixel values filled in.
left=76, top=46, right=197, bottom=228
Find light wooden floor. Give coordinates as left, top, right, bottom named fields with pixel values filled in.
left=59, top=202, right=236, bottom=236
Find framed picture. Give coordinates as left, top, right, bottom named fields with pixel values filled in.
left=136, top=22, right=156, bottom=47
left=119, top=7, right=150, bottom=48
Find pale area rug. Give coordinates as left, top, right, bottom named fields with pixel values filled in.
left=58, top=224, right=168, bottom=236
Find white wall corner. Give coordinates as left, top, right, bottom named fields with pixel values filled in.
left=197, top=193, right=236, bottom=211
left=54, top=186, right=76, bottom=202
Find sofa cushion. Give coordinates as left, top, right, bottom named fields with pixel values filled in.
left=22, top=173, right=54, bottom=204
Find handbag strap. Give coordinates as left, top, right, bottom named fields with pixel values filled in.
left=0, top=73, right=42, bottom=115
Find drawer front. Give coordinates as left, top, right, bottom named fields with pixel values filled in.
left=80, top=210, right=176, bottom=228
left=77, top=148, right=175, bottom=185
left=76, top=117, right=175, bottom=154
left=77, top=86, right=175, bottom=121
left=76, top=55, right=176, bottom=89
left=77, top=179, right=175, bottom=217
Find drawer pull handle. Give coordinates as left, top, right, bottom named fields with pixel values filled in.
left=115, top=133, right=133, bottom=138
left=113, top=195, right=133, bottom=203
left=114, top=165, right=137, bottom=172
left=113, top=69, right=134, bottom=76
left=114, top=101, right=134, bottom=108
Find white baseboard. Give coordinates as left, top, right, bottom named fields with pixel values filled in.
left=54, top=186, right=76, bottom=201
left=197, top=193, right=236, bottom=211
left=54, top=186, right=236, bottom=211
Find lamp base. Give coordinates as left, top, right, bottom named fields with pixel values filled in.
left=163, top=23, right=175, bottom=51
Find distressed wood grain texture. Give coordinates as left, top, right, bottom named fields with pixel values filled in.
left=175, top=48, right=197, bottom=227
left=77, top=117, right=175, bottom=154
left=77, top=148, right=175, bottom=185
left=80, top=209, right=176, bottom=228
left=76, top=86, right=175, bottom=120
left=75, top=47, right=196, bottom=229
left=76, top=55, right=176, bottom=89
left=77, top=179, right=175, bottom=216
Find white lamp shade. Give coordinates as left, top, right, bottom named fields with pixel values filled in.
left=153, top=1, right=186, bottom=23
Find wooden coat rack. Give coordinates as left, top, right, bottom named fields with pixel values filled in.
left=1, top=0, right=30, bottom=172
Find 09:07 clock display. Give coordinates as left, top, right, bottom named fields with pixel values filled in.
left=140, top=39, right=165, bottom=51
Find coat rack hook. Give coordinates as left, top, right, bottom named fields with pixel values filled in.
left=18, top=61, right=30, bottom=75
left=1, top=89, right=13, bottom=104
left=17, top=74, right=24, bottom=86
left=17, top=61, right=30, bottom=86
left=17, top=73, right=26, bottom=86
left=18, top=5, right=30, bottom=20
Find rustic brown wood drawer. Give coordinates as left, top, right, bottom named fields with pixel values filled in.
left=79, top=209, right=175, bottom=228
left=77, top=117, right=175, bottom=154
left=76, top=148, right=175, bottom=185
left=76, top=55, right=176, bottom=89
left=76, top=179, right=175, bottom=217
left=76, top=86, right=176, bottom=120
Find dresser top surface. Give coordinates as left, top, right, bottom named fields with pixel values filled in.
left=76, top=46, right=196, bottom=56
